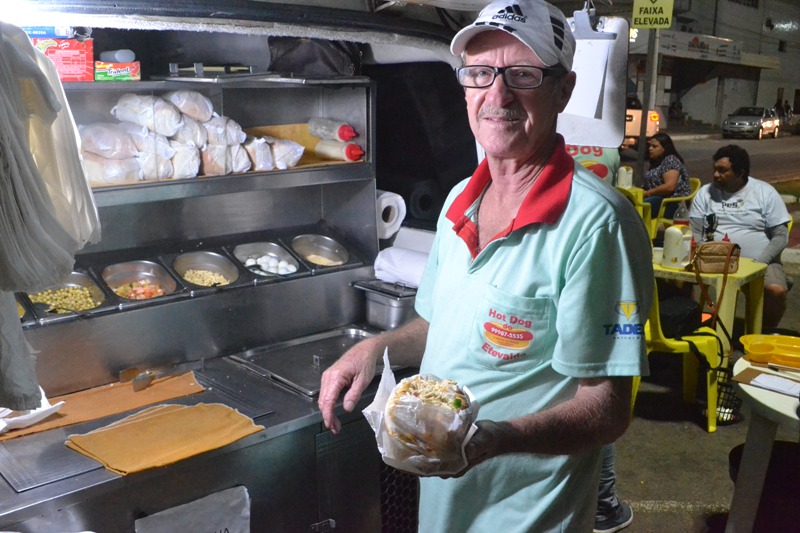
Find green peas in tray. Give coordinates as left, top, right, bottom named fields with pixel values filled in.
left=28, top=272, right=105, bottom=314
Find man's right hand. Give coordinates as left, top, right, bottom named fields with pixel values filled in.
left=318, top=317, right=429, bottom=435
left=318, top=339, right=381, bottom=435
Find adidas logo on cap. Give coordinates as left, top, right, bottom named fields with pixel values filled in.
left=491, top=5, right=527, bottom=24
left=450, top=0, right=575, bottom=70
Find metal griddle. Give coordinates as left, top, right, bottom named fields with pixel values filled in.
left=227, top=327, right=377, bottom=396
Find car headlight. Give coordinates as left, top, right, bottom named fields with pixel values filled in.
left=723, top=120, right=729, bottom=126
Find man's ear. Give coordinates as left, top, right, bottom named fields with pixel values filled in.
left=554, top=71, right=577, bottom=113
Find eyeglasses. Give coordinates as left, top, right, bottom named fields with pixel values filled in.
left=456, top=65, right=566, bottom=90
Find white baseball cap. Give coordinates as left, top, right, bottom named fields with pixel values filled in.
left=451, top=0, right=576, bottom=71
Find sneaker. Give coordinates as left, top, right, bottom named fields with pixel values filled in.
left=594, top=501, right=633, bottom=533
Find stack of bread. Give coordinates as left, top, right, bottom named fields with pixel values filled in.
left=78, top=89, right=304, bottom=185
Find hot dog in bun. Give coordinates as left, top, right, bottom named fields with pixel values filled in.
left=383, top=375, right=473, bottom=467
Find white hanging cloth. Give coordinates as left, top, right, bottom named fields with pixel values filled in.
left=0, top=22, right=101, bottom=409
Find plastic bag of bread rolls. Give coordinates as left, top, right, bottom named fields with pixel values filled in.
left=200, top=144, right=230, bottom=176
left=169, top=140, right=201, bottom=180
left=203, top=114, right=246, bottom=146
left=171, top=115, right=208, bottom=150
left=79, top=122, right=139, bottom=159
left=83, top=152, right=142, bottom=185
left=119, top=122, right=175, bottom=158
left=137, top=152, right=173, bottom=181
left=229, top=144, right=251, bottom=173
left=163, top=90, right=214, bottom=123
left=111, top=94, right=183, bottom=137
left=263, top=135, right=304, bottom=170
left=243, top=136, right=274, bottom=171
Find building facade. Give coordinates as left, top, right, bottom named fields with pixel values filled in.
left=627, top=0, right=799, bottom=128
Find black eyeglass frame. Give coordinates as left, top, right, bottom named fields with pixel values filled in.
left=455, top=65, right=567, bottom=89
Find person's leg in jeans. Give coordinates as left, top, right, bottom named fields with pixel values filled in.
left=596, top=443, right=620, bottom=517
left=644, top=195, right=665, bottom=220
left=594, top=443, right=633, bottom=533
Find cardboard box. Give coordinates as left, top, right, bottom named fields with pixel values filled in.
left=32, top=38, right=94, bottom=82
left=22, top=26, right=74, bottom=38
left=95, top=61, right=141, bottom=81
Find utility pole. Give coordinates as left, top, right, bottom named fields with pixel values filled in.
left=636, top=29, right=659, bottom=181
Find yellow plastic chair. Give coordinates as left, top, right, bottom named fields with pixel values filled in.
left=652, top=177, right=701, bottom=234
left=616, top=187, right=655, bottom=240
left=637, top=283, right=724, bottom=432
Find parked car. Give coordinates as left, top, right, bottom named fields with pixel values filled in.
left=722, top=106, right=780, bottom=140
left=622, top=95, right=660, bottom=149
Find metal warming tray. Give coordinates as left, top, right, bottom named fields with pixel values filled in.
left=352, top=280, right=418, bottom=330
left=227, top=327, right=377, bottom=396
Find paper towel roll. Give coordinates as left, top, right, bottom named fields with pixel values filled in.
left=376, top=190, right=407, bottom=240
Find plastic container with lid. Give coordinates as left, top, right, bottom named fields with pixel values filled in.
left=662, top=224, right=692, bottom=270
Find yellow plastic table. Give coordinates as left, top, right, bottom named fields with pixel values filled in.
left=652, top=257, right=767, bottom=353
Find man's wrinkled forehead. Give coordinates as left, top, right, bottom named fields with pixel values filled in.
left=463, top=30, right=545, bottom=65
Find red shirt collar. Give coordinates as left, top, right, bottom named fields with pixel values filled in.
left=445, top=135, right=574, bottom=232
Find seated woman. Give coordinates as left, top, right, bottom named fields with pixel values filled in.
left=642, top=132, right=691, bottom=219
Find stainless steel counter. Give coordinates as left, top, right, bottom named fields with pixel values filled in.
left=0, top=353, right=415, bottom=532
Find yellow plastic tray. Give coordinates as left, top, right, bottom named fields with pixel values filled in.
left=740, top=334, right=800, bottom=367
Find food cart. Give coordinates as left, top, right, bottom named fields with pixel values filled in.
left=0, top=3, right=451, bottom=530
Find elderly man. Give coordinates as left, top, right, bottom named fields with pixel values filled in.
left=318, top=0, right=653, bottom=531
left=690, top=144, right=792, bottom=330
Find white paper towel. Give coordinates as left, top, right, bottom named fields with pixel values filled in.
left=392, top=227, right=435, bottom=254
left=376, top=190, right=407, bottom=240
left=0, top=387, right=64, bottom=434
left=374, top=247, right=428, bottom=288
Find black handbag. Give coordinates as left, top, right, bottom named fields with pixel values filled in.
left=659, top=296, right=702, bottom=338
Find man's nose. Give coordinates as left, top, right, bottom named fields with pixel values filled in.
left=484, top=72, right=513, bottom=102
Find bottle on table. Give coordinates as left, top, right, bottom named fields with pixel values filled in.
left=662, top=201, right=692, bottom=269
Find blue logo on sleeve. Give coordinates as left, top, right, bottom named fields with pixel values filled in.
left=603, top=301, right=645, bottom=337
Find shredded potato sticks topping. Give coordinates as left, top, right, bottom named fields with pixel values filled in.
left=394, top=375, right=469, bottom=411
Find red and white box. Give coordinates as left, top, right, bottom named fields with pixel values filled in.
left=32, top=38, right=94, bottom=82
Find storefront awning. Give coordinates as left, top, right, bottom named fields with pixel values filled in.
left=629, top=29, right=780, bottom=69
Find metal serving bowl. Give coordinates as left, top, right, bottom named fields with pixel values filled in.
left=233, top=242, right=299, bottom=276
left=291, top=234, right=349, bottom=267
left=27, top=271, right=106, bottom=314
left=101, top=260, right=178, bottom=300
left=172, top=251, right=240, bottom=287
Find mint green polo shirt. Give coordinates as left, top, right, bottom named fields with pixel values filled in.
left=415, top=137, right=653, bottom=533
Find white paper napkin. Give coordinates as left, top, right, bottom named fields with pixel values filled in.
left=374, top=246, right=428, bottom=288
left=0, top=387, right=64, bottom=434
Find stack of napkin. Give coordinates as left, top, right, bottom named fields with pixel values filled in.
left=374, top=247, right=428, bottom=288
left=66, top=403, right=264, bottom=475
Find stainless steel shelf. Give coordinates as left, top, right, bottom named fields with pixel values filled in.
left=90, top=163, right=374, bottom=207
